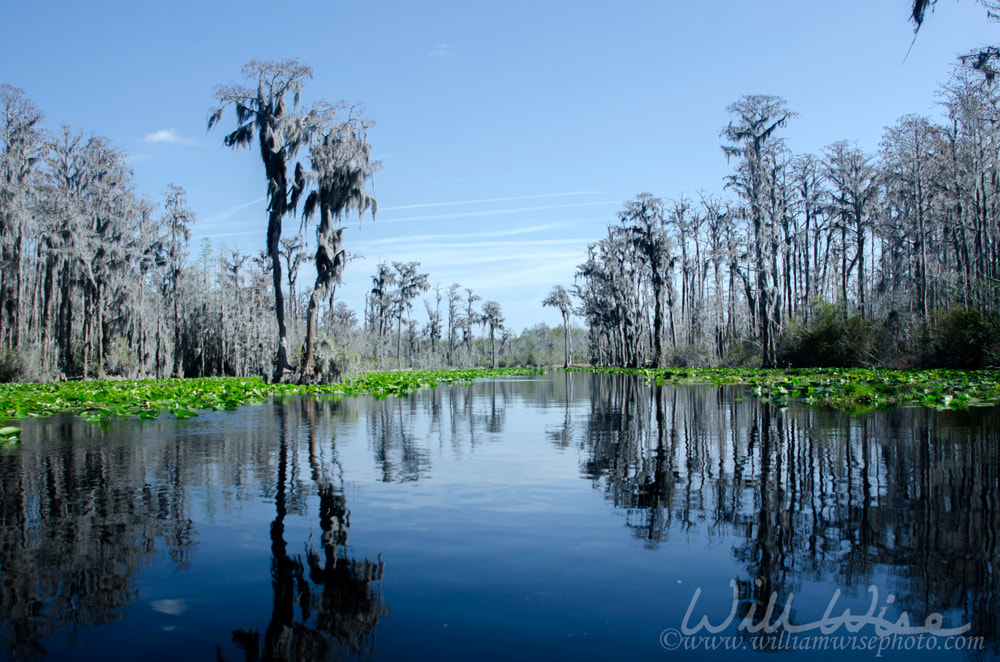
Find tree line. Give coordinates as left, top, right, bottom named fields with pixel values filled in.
left=571, top=70, right=1000, bottom=369
left=2, top=61, right=592, bottom=383
left=9, top=53, right=995, bottom=380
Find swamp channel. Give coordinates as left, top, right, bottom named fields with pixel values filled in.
left=0, top=371, right=998, bottom=661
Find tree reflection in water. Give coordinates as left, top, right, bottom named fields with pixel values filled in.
left=0, top=418, right=197, bottom=661
left=580, top=373, right=1000, bottom=651
left=222, top=398, right=388, bottom=662
left=2, top=372, right=999, bottom=659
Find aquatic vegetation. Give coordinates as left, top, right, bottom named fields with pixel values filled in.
left=0, top=368, right=544, bottom=422
left=567, top=366, right=1000, bottom=411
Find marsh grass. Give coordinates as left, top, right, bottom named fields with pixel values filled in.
left=0, top=368, right=545, bottom=424
left=570, top=366, right=1000, bottom=411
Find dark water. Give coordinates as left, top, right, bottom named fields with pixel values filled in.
left=1, top=372, right=998, bottom=661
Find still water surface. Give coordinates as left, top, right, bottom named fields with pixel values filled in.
left=1, top=372, right=998, bottom=660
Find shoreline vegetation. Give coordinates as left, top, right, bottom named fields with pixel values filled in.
left=3, top=365, right=1000, bottom=442
left=571, top=366, right=1000, bottom=412
left=0, top=368, right=545, bottom=433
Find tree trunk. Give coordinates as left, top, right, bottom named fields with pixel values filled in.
left=301, top=218, right=343, bottom=384
left=173, top=293, right=183, bottom=378
left=268, top=209, right=294, bottom=382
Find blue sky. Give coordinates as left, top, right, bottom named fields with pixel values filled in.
left=2, top=1, right=996, bottom=332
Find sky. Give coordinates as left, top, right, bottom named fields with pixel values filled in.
left=2, top=0, right=996, bottom=333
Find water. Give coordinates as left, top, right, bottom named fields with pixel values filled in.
left=1, top=372, right=998, bottom=661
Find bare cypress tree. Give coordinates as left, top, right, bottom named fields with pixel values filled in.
left=463, top=288, right=481, bottom=362
left=209, top=59, right=317, bottom=382
left=789, top=155, right=827, bottom=324
left=542, top=285, right=574, bottom=367
left=880, top=115, right=940, bottom=322
left=480, top=301, right=504, bottom=368
left=620, top=193, right=672, bottom=367
left=0, top=84, right=45, bottom=353
left=823, top=141, right=877, bottom=320
left=279, top=235, right=306, bottom=328
left=446, top=283, right=462, bottom=364
left=721, top=95, right=796, bottom=368
left=424, top=285, right=443, bottom=360
left=391, top=262, right=429, bottom=365
left=160, top=184, right=194, bottom=377
left=369, top=263, right=395, bottom=366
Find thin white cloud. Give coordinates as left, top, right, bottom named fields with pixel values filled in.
left=426, top=254, right=585, bottom=293
left=359, top=221, right=580, bottom=246
left=357, top=236, right=590, bottom=253
left=376, top=200, right=617, bottom=224
left=428, top=42, right=453, bottom=57
left=142, top=128, right=189, bottom=144
left=199, top=197, right=267, bottom=225
left=380, top=191, right=603, bottom=212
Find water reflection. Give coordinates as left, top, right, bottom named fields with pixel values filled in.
left=579, top=373, right=1000, bottom=652
left=0, top=398, right=389, bottom=662
left=0, top=419, right=197, bottom=660
left=1, top=373, right=999, bottom=659
left=222, top=399, right=387, bottom=661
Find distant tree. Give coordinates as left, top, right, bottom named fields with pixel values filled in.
left=391, top=262, right=429, bottom=364
left=368, top=263, right=395, bottom=366
left=542, top=285, right=574, bottom=367
left=463, top=288, right=481, bottom=359
left=160, top=184, right=194, bottom=377
left=424, top=285, right=443, bottom=358
left=330, top=301, right=357, bottom=332
left=788, top=154, right=827, bottom=323
left=279, top=235, right=306, bottom=326
left=823, top=141, right=877, bottom=319
left=446, top=283, right=462, bottom=363
left=209, top=58, right=319, bottom=382
left=480, top=301, right=504, bottom=368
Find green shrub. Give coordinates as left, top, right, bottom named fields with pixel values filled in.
left=921, top=307, right=1000, bottom=369
left=0, top=350, right=20, bottom=383
left=777, top=301, right=879, bottom=368
left=720, top=339, right=761, bottom=367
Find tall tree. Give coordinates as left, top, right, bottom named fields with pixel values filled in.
left=160, top=184, right=194, bottom=377
left=299, top=111, right=378, bottom=381
left=721, top=95, right=796, bottom=367
left=446, top=283, right=462, bottom=364
left=463, top=288, right=481, bottom=359
left=368, top=263, right=395, bottom=366
left=881, top=115, right=940, bottom=322
left=620, top=193, right=672, bottom=366
left=480, top=301, right=504, bottom=368
left=391, top=262, right=429, bottom=365
left=823, top=141, right=878, bottom=319
left=542, top=285, right=574, bottom=367
left=0, top=84, right=45, bottom=351
left=209, top=58, right=317, bottom=381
